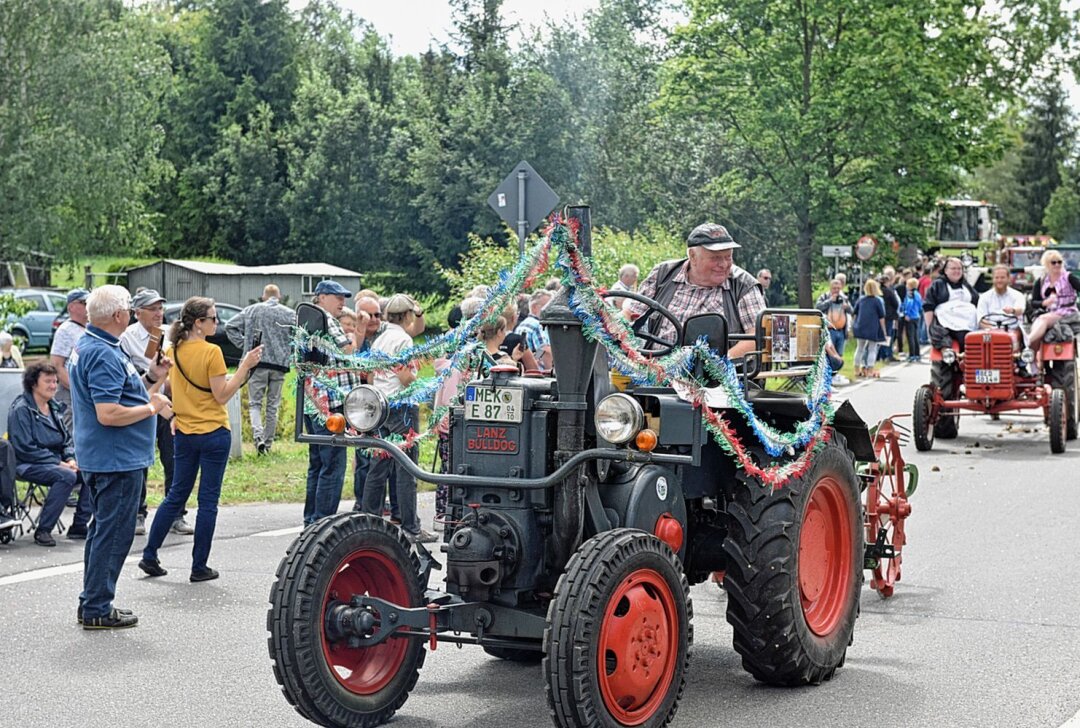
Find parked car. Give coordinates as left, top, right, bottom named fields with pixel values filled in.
left=163, top=301, right=243, bottom=366
left=1, top=288, right=68, bottom=352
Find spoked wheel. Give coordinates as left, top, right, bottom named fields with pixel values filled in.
left=865, top=420, right=913, bottom=598
left=545, top=529, right=691, bottom=728
left=1049, top=387, right=1067, bottom=454
left=268, top=513, right=426, bottom=728
left=723, top=432, right=863, bottom=685
left=912, top=385, right=936, bottom=451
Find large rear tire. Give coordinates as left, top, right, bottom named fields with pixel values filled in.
left=545, top=529, right=691, bottom=728
left=722, top=433, right=863, bottom=686
left=1050, top=387, right=1067, bottom=454
left=268, top=513, right=426, bottom=728
left=930, top=361, right=960, bottom=439
left=912, top=385, right=935, bottom=452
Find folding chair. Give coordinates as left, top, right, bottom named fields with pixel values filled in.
left=15, top=478, right=66, bottom=537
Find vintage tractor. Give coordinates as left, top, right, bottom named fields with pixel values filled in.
left=267, top=212, right=914, bottom=728
left=913, top=313, right=1076, bottom=453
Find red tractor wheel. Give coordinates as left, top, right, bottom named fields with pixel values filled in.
left=545, top=529, right=691, bottom=728
left=865, top=420, right=913, bottom=598
left=1049, top=387, right=1067, bottom=454
left=722, top=433, right=863, bottom=685
left=268, top=514, right=426, bottom=728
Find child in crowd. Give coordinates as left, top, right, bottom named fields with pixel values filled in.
left=901, top=278, right=923, bottom=362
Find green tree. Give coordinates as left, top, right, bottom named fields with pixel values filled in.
left=661, top=0, right=1069, bottom=306
left=1016, top=78, right=1074, bottom=232
left=0, top=0, right=171, bottom=261
left=1044, top=169, right=1080, bottom=242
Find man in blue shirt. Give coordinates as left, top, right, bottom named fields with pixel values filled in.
left=68, top=285, right=172, bottom=630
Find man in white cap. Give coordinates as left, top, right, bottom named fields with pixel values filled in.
left=626, top=223, right=766, bottom=358
left=119, top=288, right=192, bottom=536
left=50, top=288, right=90, bottom=431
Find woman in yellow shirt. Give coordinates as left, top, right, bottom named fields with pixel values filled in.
left=138, top=297, right=262, bottom=582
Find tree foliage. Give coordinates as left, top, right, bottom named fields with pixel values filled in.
left=661, top=0, right=1070, bottom=306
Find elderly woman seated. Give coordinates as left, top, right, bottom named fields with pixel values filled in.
left=0, top=331, right=23, bottom=369
left=8, top=362, right=91, bottom=546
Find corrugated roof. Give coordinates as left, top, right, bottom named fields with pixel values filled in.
left=128, top=260, right=361, bottom=277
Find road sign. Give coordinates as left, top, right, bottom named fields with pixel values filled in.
left=822, top=245, right=852, bottom=258
left=488, top=160, right=560, bottom=253
left=855, top=235, right=878, bottom=261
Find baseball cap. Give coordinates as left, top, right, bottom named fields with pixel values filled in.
left=687, top=223, right=741, bottom=252
left=313, top=280, right=352, bottom=298
left=131, top=289, right=166, bottom=309
left=384, top=293, right=420, bottom=315
left=66, top=288, right=89, bottom=305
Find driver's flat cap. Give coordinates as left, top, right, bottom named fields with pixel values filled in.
left=687, top=223, right=741, bottom=251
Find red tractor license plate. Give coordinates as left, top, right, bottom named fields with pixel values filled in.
left=974, top=369, right=1001, bottom=384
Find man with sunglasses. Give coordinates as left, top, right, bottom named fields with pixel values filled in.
left=225, top=284, right=297, bottom=455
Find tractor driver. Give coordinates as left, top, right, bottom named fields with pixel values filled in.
left=923, top=256, right=980, bottom=351
left=624, top=223, right=766, bottom=359
left=976, top=264, right=1026, bottom=351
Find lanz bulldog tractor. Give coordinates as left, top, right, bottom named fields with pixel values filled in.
left=267, top=211, right=914, bottom=728
left=914, top=313, right=1078, bottom=453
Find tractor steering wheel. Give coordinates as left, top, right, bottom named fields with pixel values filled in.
left=601, top=290, right=683, bottom=357
left=980, top=312, right=1019, bottom=330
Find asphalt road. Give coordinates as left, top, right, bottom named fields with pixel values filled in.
left=2, top=358, right=1079, bottom=728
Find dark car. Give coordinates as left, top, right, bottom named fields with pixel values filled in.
left=163, top=301, right=243, bottom=366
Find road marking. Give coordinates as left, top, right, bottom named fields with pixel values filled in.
left=0, top=524, right=302, bottom=587
left=1062, top=706, right=1080, bottom=727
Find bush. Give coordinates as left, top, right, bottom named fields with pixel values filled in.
left=439, top=224, right=686, bottom=299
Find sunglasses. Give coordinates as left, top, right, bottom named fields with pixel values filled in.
left=1050, top=260, right=1064, bottom=266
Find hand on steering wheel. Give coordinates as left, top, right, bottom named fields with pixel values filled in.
left=600, top=290, right=684, bottom=357
left=980, top=312, right=1018, bottom=330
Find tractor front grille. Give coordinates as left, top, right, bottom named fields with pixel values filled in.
left=963, top=330, right=1014, bottom=399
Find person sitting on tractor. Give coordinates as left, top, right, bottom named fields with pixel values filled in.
left=625, top=222, right=766, bottom=359
left=923, top=256, right=980, bottom=351
left=976, top=264, right=1027, bottom=352
left=1028, top=250, right=1080, bottom=350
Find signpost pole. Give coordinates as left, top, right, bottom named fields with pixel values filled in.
left=516, top=169, right=528, bottom=254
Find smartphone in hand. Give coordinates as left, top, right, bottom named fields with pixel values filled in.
left=252, top=329, right=263, bottom=349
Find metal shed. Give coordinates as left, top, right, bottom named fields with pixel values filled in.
left=125, top=260, right=362, bottom=307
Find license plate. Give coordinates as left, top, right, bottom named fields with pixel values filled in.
left=465, top=386, right=523, bottom=423
left=974, top=369, right=1000, bottom=384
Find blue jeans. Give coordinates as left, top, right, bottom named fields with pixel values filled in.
left=304, top=415, right=347, bottom=525
left=80, top=470, right=142, bottom=619
left=16, top=462, right=91, bottom=533
left=918, top=316, right=929, bottom=345
left=353, top=450, right=398, bottom=518
left=828, top=328, right=847, bottom=361
left=361, top=406, right=420, bottom=535
left=143, top=427, right=230, bottom=572
left=879, top=320, right=895, bottom=360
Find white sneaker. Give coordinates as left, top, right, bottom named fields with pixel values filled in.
left=134, top=514, right=146, bottom=536
left=171, top=517, right=195, bottom=535
left=832, top=374, right=850, bottom=386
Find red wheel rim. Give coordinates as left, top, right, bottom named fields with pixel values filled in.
left=866, top=425, right=909, bottom=598
left=597, top=568, right=680, bottom=726
left=798, top=476, right=854, bottom=636
left=320, top=548, right=411, bottom=695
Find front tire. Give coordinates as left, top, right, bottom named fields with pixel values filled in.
left=722, top=433, right=863, bottom=686
left=912, top=385, right=935, bottom=451
left=267, top=513, right=426, bottom=728
left=545, top=529, right=691, bottom=728
left=1050, top=388, right=1067, bottom=454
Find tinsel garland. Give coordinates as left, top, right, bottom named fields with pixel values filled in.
left=297, top=216, right=836, bottom=488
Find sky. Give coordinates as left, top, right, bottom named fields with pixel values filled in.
left=296, top=0, right=603, bottom=56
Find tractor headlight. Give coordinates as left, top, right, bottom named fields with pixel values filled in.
left=594, top=393, right=644, bottom=445
left=1021, top=348, right=1035, bottom=364
left=942, top=348, right=957, bottom=364
left=344, top=385, right=388, bottom=433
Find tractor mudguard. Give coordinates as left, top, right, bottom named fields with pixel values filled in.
left=745, top=391, right=875, bottom=463
left=597, top=464, right=688, bottom=560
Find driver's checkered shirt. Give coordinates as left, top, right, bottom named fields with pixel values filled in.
left=628, top=261, right=766, bottom=343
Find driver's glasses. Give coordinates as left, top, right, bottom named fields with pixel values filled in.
left=1050, top=260, right=1063, bottom=266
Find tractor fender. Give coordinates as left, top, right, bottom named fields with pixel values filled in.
left=598, top=464, right=687, bottom=560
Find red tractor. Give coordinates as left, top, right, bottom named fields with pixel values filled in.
left=913, top=313, right=1076, bottom=453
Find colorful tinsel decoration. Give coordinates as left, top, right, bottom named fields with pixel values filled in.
left=296, top=216, right=836, bottom=488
